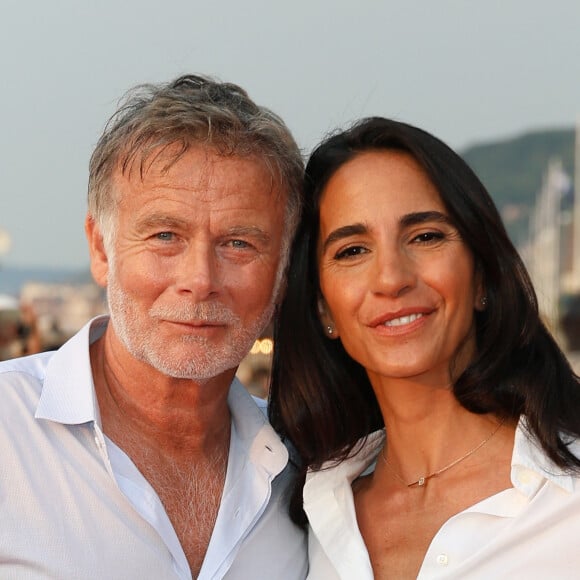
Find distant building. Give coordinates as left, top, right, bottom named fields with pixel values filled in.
left=523, top=123, right=580, bottom=354
left=0, top=294, right=42, bottom=360
left=20, top=282, right=107, bottom=350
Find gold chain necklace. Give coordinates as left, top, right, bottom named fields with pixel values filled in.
left=381, top=419, right=505, bottom=488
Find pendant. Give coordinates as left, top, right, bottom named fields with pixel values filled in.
left=417, top=477, right=426, bottom=486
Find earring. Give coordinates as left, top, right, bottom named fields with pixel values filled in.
left=481, top=296, right=488, bottom=308
left=327, top=325, right=334, bottom=336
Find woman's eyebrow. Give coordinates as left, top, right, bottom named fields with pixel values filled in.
left=400, top=211, right=451, bottom=228
left=321, top=212, right=452, bottom=253
left=321, top=223, right=368, bottom=254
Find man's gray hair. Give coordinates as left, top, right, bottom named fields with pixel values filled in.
left=87, top=74, right=304, bottom=259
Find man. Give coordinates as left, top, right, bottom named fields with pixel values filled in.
left=0, top=75, right=307, bottom=579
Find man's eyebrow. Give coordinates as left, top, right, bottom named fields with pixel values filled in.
left=321, top=223, right=368, bottom=254
left=225, top=226, right=272, bottom=243
left=134, top=216, right=272, bottom=242
left=137, top=215, right=189, bottom=230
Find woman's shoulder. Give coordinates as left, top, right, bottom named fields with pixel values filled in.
left=514, top=417, right=580, bottom=490
left=305, top=429, right=385, bottom=487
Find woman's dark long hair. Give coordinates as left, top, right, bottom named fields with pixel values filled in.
left=269, top=117, right=580, bottom=526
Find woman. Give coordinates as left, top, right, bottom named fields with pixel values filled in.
left=269, top=117, right=580, bottom=579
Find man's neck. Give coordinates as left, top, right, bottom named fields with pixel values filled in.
left=89, top=326, right=235, bottom=575
left=89, top=330, right=233, bottom=455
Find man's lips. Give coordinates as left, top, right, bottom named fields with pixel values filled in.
left=164, top=319, right=226, bottom=327
left=149, top=303, right=238, bottom=327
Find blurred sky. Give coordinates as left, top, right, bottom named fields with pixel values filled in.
left=1, top=0, right=579, bottom=269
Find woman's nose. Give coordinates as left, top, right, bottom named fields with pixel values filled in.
left=370, top=247, right=416, bottom=298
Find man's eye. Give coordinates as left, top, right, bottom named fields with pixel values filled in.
left=156, top=232, right=174, bottom=241
left=229, top=239, right=250, bottom=249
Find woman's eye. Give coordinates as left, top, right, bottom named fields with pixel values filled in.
left=334, top=246, right=368, bottom=260
left=412, top=231, right=445, bottom=244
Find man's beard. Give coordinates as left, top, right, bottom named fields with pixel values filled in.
left=106, top=271, right=274, bottom=382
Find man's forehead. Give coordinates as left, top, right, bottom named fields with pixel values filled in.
left=111, top=144, right=286, bottom=208
left=116, top=142, right=277, bottom=185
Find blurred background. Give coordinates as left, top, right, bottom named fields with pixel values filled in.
left=1, top=0, right=579, bottom=391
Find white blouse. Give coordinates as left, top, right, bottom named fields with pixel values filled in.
left=304, top=421, right=580, bottom=579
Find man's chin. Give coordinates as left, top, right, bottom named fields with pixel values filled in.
left=143, top=353, right=240, bottom=383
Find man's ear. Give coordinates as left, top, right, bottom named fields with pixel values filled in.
left=85, top=215, right=109, bottom=289
left=317, top=297, right=340, bottom=339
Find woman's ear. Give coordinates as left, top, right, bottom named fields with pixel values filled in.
left=317, top=297, right=340, bottom=339
left=475, top=293, right=488, bottom=311
left=474, top=265, right=487, bottom=312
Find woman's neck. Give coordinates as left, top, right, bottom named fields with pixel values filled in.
left=371, top=375, right=505, bottom=486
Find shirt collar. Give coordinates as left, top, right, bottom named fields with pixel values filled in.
left=227, top=378, right=288, bottom=477
left=305, top=418, right=580, bottom=498
left=305, top=430, right=385, bottom=495
left=303, top=430, right=384, bottom=578
left=35, top=314, right=288, bottom=477
left=511, top=417, right=579, bottom=495
left=35, top=315, right=107, bottom=425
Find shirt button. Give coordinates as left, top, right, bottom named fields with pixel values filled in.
left=436, top=554, right=449, bottom=566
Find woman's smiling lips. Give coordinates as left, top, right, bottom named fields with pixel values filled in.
left=367, top=308, right=433, bottom=334
left=383, top=312, right=424, bottom=327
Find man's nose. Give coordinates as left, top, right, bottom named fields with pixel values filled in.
left=175, top=242, right=220, bottom=300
